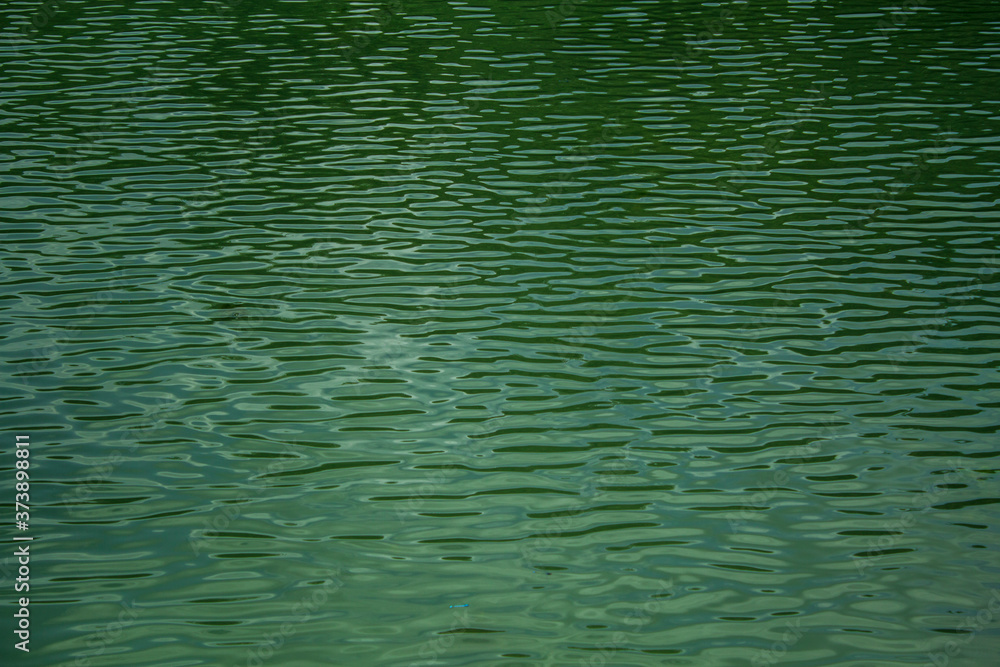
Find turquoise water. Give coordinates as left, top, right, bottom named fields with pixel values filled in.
left=2, top=1, right=999, bottom=665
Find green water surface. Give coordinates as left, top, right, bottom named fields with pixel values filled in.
left=1, top=1, right=999, bottom=665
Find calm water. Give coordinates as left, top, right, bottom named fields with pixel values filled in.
left=2, top=0, right=999, bottom=665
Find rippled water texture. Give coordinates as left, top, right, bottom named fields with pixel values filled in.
left=2, top=0, right=1000, bottom=665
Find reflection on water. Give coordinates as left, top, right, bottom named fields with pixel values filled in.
left=1, top=0, right=999, bottom=665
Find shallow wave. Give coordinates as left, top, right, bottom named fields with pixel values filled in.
left=2, top=0, right=999, bottom=665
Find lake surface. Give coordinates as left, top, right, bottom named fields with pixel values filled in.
left=2, top=0, right=999, bottom=665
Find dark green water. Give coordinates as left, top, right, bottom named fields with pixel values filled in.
left=2, top=0, right=999, bottom=665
